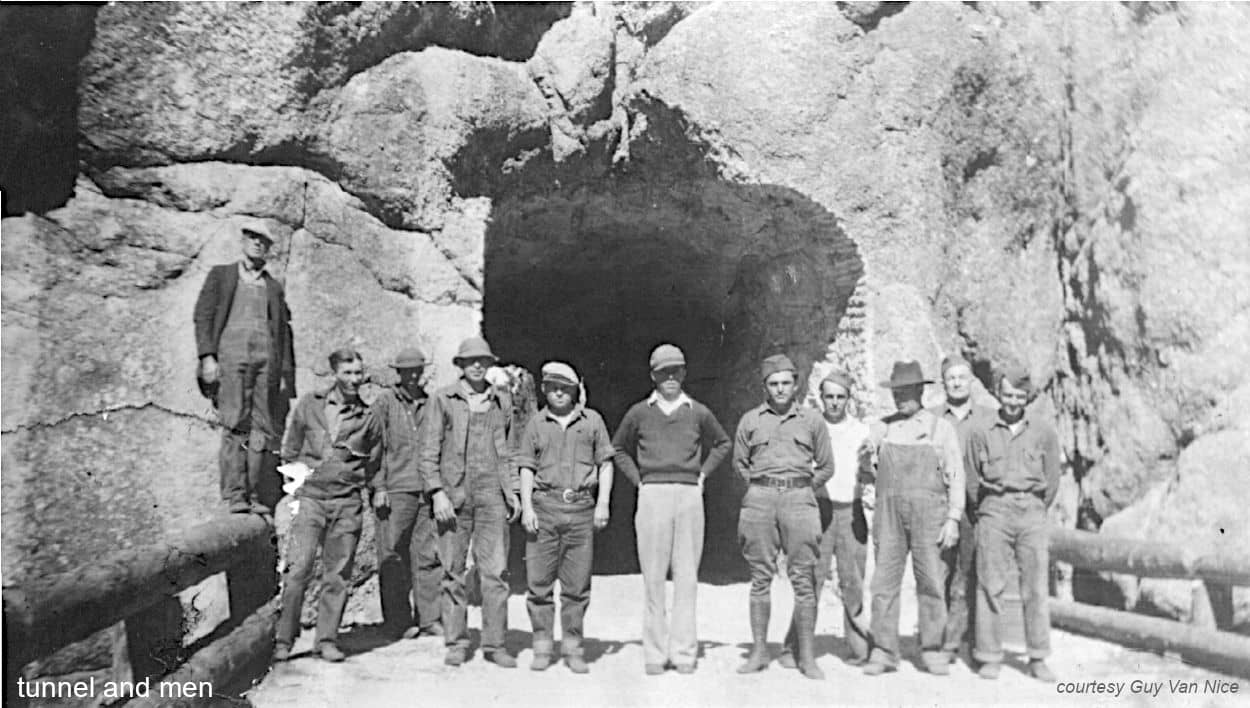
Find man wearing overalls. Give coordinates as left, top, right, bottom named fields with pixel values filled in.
left=420, top=336, right=521, bottom=668
left=861, top=361, right=965, bottom=676
left=518, top=362, right=614, bottom=673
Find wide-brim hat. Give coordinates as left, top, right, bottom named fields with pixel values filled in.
left=453, top=336, right=497, bottom=364
left=390, top=347, right=427, bottom=369
left=879, top=360, right=933, bottom=389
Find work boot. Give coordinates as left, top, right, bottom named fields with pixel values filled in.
left=444, top=647, right=466, bottom=667
left=978, top=662, right=1001, bottom=680
left=272, top=642, right=291, bottom=662
left=400, top=626, right=422, bottom=640
left=565, top=654, right=589, bottom=674
left=736, top=600, right=771, bottom=673
left=795, top=604, right=824, bottom=680
left=1029, top=660, right=1056, bottom=683
left=862, top=661, right=896, bottom=676
left=485, top=649, right=517, bottom=668
left=420, top=622, right=445, bottom=637
left=317, top=642, right=346, bottom=663
left=531, top=653, right=553, bottom=671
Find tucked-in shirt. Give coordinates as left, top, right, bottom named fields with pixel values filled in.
left=823, top=416, right=870, bottom=503
left=930, top=401, right=999, bottom=499
left=517, top=405, right=614, bottom=491
left=371, top=385, right=429, bottom=493
left=282, top=385, right=382, bottom=499
left=734, top=403, right=835, bottom=488
left=966, top=412, right=1061, bottom=507
left=613, top=395, right=730, bottom=486
left=866, top=409, right=966, bottom=521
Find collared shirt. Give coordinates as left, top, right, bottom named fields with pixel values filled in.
left=823, top=415, right=870, bottom=503
left=238, top=260, right=265, bottom=283
left=734, top=403, right=835, bottom=487
left=648, top=390, right=693, bottom=416
left=419, top=378, right=516, bottom=508
left=517, top=405, right=614, bottom=491
left=866, top=409, right=966, bottom=521
left=966, top=412, right=1061, bottom=506
left=931, top=401, right=999, bottom=500
left=282, top=385, right=382, bottom=499
left=371, top=384, right=429, bottom=493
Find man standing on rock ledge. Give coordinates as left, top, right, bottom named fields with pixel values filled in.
left=930, top=355, right=999, bottom=668
left=194, top=221, right=296, bottom=515
left=421, top=336, right=522, bottom=669
left=613, top=343, right=730, bottom=675
left=370, top=347, right=443, bottom=641
left=860, top=361, right=965, bottom=677
left=965, top=366, right=1060, bottom=683
left=275, top=348, right=382, bottom=663
left=734, top=354, right=836, bottom=680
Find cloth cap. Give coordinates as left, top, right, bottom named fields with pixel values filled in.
left=240, top=221, right=275, bottom=243
left=649, top=344, right=686, bottom=371
left=453, top=336, right=496, bottom=363
left=541, top=361, right=580, bottom=386
left=879, top=360, right=933, bottom=388
left=389, top=347, right=427, bottom=369
left=940, top=355, right=972, bottom=378
left=1000, top=364, right=1033, bottom=392
left=761, top=354, right=797, bottom=381
left=820, top=370, right=854, bottom=394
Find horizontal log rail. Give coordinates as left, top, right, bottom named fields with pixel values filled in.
left=1049, top=527, right=1250, bottom=586
left=3, top=514, right=273, bottom=670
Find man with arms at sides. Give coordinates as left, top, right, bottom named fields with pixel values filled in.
left=193, top=221, right=295, bottom=514
left=929, top=354, right=999, bottom=668
left=420, top=336, right=522, bottom=668
left=613, top=344, right=731, bottom=675
left=518, top=362, right=614, bottom=674
left=779, top=370, right=871, bottom=669
left=734, top=355, right=835, bottom=680
left=274, top=348, right=381, bottom=663
left=860, top=361, right=965, bottom=677
left=370, top=347, right=444, bottom=640
left=967, top=366, right=1060, bottom=682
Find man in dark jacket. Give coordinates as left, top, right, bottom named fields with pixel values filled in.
left=193, top=221, right=295, bottom=514
left=420, top=336, right=521, bottom=668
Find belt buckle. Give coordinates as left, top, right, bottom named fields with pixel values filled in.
left=561, top=488, right=576, bottom=503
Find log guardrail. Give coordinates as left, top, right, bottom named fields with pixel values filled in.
left=4, top=514, right=278, bottom=704
left=1048, top=527, right=1250, bottom=678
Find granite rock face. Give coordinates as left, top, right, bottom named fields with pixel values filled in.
left=3, top=1, right=1249, bottom=639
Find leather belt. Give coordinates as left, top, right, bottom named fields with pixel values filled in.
left=750, top=476, right=812, bottom=490
left=537, top=487, right=596, bottom=503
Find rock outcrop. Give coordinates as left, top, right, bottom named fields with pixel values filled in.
left=3, top=1, right=1249, bottom=649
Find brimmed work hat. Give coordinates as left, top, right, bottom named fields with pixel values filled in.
left=453, top=336, right=497, bottom=364
left=879, top=360, right=933, bottom=389
left=390, top=347, right=427, bottom=369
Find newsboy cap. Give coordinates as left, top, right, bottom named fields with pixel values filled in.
left=240, top=221, right=275, bottom=243
left=541, top=361, right=580, bottom=386
left=649, top=344, right=686, bottom=371
left=390, top=347, right=427, bottom=369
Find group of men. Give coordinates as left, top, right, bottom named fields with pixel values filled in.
left=194, top=222, right=1061, bottom=681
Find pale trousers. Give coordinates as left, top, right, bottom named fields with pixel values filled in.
left=635, top=483, right=704, bottom=667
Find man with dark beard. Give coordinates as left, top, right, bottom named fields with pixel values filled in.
left=966, top=366, right=1060, bottom=682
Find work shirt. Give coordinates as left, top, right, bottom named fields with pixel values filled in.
left=965, top=412, right=1061, bottom=507
left=930, top=401, right=999, bottom=499
left=282, top=385, right=382, bottom=500
left=824, top=416, right=870, bottom=503
left=734, top=403, right=835, bottom=488
left=517, top=405, right=614, bottom=491
left=371, top=385, right=429, bottom=493
left=419, top=378, right=516, bottom=509
left=865, top=409, right=965, bottom=522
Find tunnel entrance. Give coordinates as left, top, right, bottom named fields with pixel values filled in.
left=478, top=104, right=863, bottom=579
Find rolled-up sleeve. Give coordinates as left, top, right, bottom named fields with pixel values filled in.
left=592, top=412, right=615, bottom=465
left=516, top=417, right=542, bottom=471
left=936, top=418, right=966, bottom=521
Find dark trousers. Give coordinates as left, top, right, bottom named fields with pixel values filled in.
left=784, top=498, right=870, bottom=661
left=974, top=493, right=1051, bottom=664
left=438, top=499, right=510, bottom=652
left=216, top=343, right=274, bottom=509
left=376, top=491, right=442, bottom=633
left=868, top=492, right=948, bottom=667
left=942, top=512, right=977, bottom=653
left=738, top=485, right=822, bottom=606
left=526, top=496, right=595, bottom=656
left=276, top=496, right=363, bottom=647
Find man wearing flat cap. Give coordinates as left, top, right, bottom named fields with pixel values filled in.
left=370, top=347, right=443, bottom=640
left=734, top=354, right=836, bottom=680
left=860, top=361, right=966, bottom=677
left=929, top=355, right=999, bottom=667
left=420, top=336, right=521, bottom=668
left=193, top=221, right=295, bottom=515
left=518, top=362, right=614, bottom=673
left=965, top=366, right=1060, bottom=682
left=613, top=343, right=731, bottom=675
